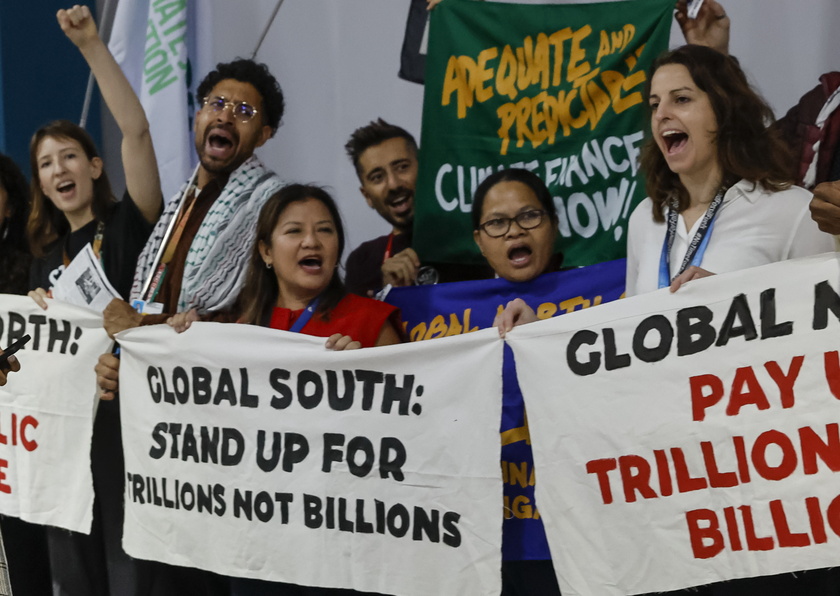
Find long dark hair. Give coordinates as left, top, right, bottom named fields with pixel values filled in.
left=27, top=120, right=115, bottom=257
left=640, top=45, right=794, bottom=222
left=0, top=154, right=32, bottom=294
left=0, top=154, right=30, bottom=253
left=237, top=184, right=347, bottom=325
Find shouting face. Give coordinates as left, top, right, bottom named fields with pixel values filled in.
left=36, top=135, right=102, bottom=229
left=473, top=180, right=556, bottom=283
left=194, top=79, right=272, bottom=186
left=259, top=197, right=340, bottom=309
left=357, top=137, right=418, bottom=233
left=649, top=63, right=720, bottom=184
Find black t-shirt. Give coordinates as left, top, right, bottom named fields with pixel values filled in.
left=29, top=192, right=156, bottom=299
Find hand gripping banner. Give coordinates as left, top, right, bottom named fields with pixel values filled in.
left=507, top=254, right=840, bottom=594
left=117, top=323, right=504, bottom=595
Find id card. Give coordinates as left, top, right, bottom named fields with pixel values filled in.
left=130, top=299, right=165, bottom=315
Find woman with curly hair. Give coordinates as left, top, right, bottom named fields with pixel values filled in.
left=630, top=44, right=840, bottom=596
left=625, top=44, right=833, bottom=296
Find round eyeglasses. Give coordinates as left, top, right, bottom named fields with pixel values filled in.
left=478, top=209, right=546, bottom=238
left=201, top=96, right=259, bottom=123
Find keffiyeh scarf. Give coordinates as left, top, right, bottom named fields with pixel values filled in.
left=130, top=155, right=283, bottom=312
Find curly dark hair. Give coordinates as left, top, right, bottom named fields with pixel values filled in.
left=640, top=45, right=794, bottom=222
left=197, top=59, right=285, bottom=135
left=344, top=118, right=418, bottom=179
left=236, top=184, right=347, bottom=326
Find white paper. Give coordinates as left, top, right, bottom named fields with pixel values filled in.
left=51, top=244, right=121, bottom=312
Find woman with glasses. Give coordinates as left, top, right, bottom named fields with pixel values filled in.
left=471, top=168, right=563, bottom=596
left=25, top=6, right=162, bottom=596
left=472, top=169, right=561, bottom=284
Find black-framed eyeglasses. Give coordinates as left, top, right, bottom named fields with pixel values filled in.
left=478, top=209, right=546, bottom=238
left=201, top=96, right=259, bottom=123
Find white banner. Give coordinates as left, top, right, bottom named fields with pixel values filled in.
left=0, top=296, right=113, bottom=533
left=109, top=0, right=198, bottom=200
left=507, top=253, right=840, bottom=595
left=117, top=322, right=504, bottom=595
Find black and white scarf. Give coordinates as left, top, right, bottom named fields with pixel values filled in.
left=130, top=155, right=283, bottom=312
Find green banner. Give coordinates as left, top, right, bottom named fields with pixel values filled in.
left=415, top=0, right=673, bottom=266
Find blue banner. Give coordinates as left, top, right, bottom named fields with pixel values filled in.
left=387, top=259, right=626, bottom=342
left=386, top=259, right=626, bottom=561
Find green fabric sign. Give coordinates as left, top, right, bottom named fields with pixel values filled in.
left=415, top=0, right=674, bottom=266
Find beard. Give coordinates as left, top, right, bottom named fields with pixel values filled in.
left=382, top=186, right=415, bottom=230
left=195, top=124, right=246, bottom=175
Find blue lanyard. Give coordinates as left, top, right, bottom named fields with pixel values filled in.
left=289, top=296, right=320, bottom=333
left=658, top=189, right=725, bottom=289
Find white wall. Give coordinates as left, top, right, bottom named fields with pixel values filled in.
left=102, top=0, right=840, bottom=256
left=234, top=0, right=426, bottom=255
left=725, top=1, right=840, bottom=115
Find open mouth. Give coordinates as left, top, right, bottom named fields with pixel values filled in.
left=387, top=191, right=413, bottom=214
left=56, top=181, right=76, bottom=195
left=507, top=245, right=533, bottom=267
left=299, top=256, right=323, bottom=272
left=204, top=128, right=236, bottom=159
left=662, top=130, right=688, bottom=154
left=209, top=132, right=233, bottom=149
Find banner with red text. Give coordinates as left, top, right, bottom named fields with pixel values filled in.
left=0, top=296, right=112, bottom=533
left=414, top=0, right=673, bottom=266
left=117, top=323, right=504, bottom=595
left=507, top=253, right=840, bottom=595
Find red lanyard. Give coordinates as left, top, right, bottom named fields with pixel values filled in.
left=383, top=233, right=394, bottom=263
